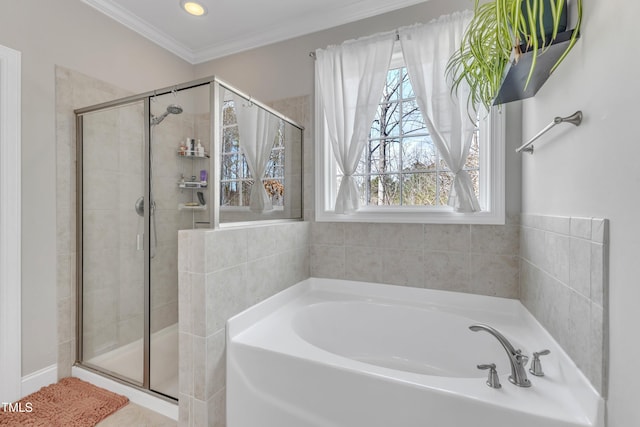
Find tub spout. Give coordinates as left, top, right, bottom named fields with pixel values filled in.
left=469, top=323, right=531, bottom=387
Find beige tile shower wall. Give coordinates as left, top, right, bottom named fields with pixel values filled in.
left=519, top=214, right=608, bottom=395
left=309, top=221, right=521, bottom=298
left=150, top=110, right=195, bottom=334
left=81, top=105, right=147, bottom=359
left=56, top=66, right=136, bottom=377
left=177, top=221, right=310, bottom=427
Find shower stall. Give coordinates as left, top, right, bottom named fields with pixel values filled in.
left=74, top=76, right=303, bottom=400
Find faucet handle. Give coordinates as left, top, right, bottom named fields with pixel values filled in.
left=529, top=350, right=551, bottom=376
left=515, top=349, right=529, bottom=367
left=477, top=363, right=501, bottom=389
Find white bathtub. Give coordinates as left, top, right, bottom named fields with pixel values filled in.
left=227, top=278, right=604, bottom=427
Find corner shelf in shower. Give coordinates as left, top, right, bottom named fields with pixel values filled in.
left=178, top=181, right=208, bottom=189
left=179, top=203, right=207, bottom=211
left=177, top=150, right=209, bottom=158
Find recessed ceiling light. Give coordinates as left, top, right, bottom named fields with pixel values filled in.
left=180, top=1, right=207, bottom=16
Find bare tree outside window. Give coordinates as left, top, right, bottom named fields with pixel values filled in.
left=341, top=66, right=479, bottom=207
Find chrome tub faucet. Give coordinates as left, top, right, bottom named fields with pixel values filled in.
left=469, top=323, right=531, bottom=387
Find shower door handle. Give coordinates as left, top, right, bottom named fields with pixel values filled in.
left=135, top=196, right=145, bottom=217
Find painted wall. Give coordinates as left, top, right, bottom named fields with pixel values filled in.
left=519, top=0, right=640, bottom=425
left=0, top=0, right=194, bottom=376
left=194, top=0, right=473, bottom=102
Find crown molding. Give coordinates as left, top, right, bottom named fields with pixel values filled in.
left=82, top=0, right=197, bottom=63
left=191, top=0, right=428, bottom=63
left=83, top=0, right=429, bottom=64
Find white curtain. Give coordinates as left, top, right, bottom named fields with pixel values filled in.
left=399, top=11, right=480, bottom=212
left=315, top=33, right=395, bottom=214
left=232, top=93, right=279, bottom=212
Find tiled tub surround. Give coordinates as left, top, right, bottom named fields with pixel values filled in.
left=178, top=221, right=310, bottom=426
left=520, top=214, right=608, bottom=395
left=310, top=221, right=521, bottom=298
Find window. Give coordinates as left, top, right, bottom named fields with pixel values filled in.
left=316, top=51, right=505, bottom=224
left=220, top=100, right=285, bottom=208
left=352, top=66, right=480, bottom=208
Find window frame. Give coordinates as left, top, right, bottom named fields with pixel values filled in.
left=314, top=60, right=506, bottom=225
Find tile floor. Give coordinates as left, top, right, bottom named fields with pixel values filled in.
left=97, top=403, right=176, bottom=427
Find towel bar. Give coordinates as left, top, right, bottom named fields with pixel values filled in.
left=516, top=111, right=582, bottom=154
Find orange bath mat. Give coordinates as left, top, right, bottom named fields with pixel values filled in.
left=0, top=377, right=129, bottom=426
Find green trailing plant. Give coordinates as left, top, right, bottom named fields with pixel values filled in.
left=447, top=0, right=582, bottom=115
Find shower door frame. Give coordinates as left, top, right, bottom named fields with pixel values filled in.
left=75, top=96, right=152, bottom=393
left=75, top=74, right=305, bottom=401
left=75, top=76, right=218, bottom=401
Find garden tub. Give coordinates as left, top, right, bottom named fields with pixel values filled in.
left=227, top=278, right=603, bottom=427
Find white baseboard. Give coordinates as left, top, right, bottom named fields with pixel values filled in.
left=72, top=366, right=178, bottom=421
left=21, top=364, right=57, bottom=397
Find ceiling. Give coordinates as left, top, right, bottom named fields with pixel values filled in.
left=82, top=0, right=428, bottom=64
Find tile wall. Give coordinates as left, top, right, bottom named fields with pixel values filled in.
left=310, top=221, right=521, bottom=298
left=520, top=214, right=609, bottom=395
left=177, top=221, right=310, bottom=426
left=81, top=102, right=146, bottom=359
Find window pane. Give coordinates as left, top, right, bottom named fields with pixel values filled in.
left=364, top=139, right=400, bottom=174
left=438, top=157, right=451, bottom=172
left=223, top=102, right=236, bottom=126
left=382, top=68, right=402, bottom=103
left=467, top=169, right=480, bottom=198
left=265, top=148, right=285, bottom=178
left=360, top=174, right=400, bottom=206
left=465, top=131, right=480, bottom=169
left=242, top=180, right=252, bottom=206
left=438, top=172, right=454, bottom=206
left=402, top=68, right=415, bottom=99
left=221, top=181, right=239, bottom=206
left=273, top=123, right=284, bottom=147
left=379, top=102, right=401, bottom=137
left=223, top=127, right=239, bottom=153
left=401, top=136, right=436, bottom=172
left=401, top=172, right=438, bottom=206
left=222, top=153, right=239, bottom=179
left=370, top=109, right=382, bottom=139
left=402, top=99, right=426, bottom=135
left=265, top=164, right=284, bottom=179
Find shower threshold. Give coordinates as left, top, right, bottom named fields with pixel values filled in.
left=72, top=364, right=178, bottom=421
left=83, top=323, right=178, bottom=401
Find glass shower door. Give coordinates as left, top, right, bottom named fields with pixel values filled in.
left=80, top=100, right=146, bottom=386
left=149, top=83, right=211, bottom=399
